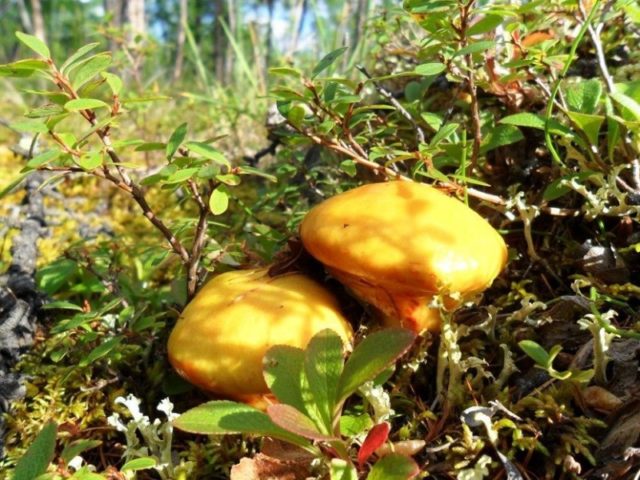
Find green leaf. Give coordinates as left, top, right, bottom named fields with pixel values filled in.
left=186, top=141, right=230, bottom=168
left=79, top=337, right=122, bottom=367
left=25, top=149, right=60, bottom=169
left=312, top=47, right=349, bottom=79
left=565, top=79, right=602, bottom=114
left=269, top=66, right=302, bottom=78
left=453, top=40, right=495, bottom=57
left=414, top=62, right=446, bottom=77
left=0, top=59, right=49, bottom=77
left=500, top=113, right=573, bottom=137
left=76, top=152, right=103, bottom=171
left=605, top=96, right=621, bottom=162
left=340, top=414, right=373, bottom=437
left=467, top=15, right=504, bottom=36
left=287, top=105, right=306, bottom=129
left=173, top=400, right=308, bottom=447
left=567, top=111, right=604, bottom=145
left=209, top=186, right=229, bottom=215
left=16, top=31, right=50, bottom=58
left=121, top=457, right=157, bottom=471
left=42, top=300, right=84, bottom=311
left=499, top=112, right=546, bottom=129
left=237, top=166, right=277, bottom=182
left=340, top=160, right=357, bottom=177
left=69, top=470, right=108, bottom=480
left=11, top=119, right=48, bottom=133
left=543, top=170, right=596, bottom=201
left=610, top=91, right=640, bottom=121
left=267, top=404, right=335, bottom=441
left=263, top=345, right=307, bottom=412
left=71, top=53, right=112, bottom=90
left=166, top=122, right=188, bottom=160
left=518, top=340, right=550, bottom=367
left=61, top=440, right=102, bottom=464
left=337, top=329, right=416, bottom=404
left=65, top=98, right=109, bottom=111
left=480, top=125, right=524, bottom=154
left=330, top=459, right=358, bottom=480
left=26, top=104, right=66, bottom=118
left=368, top=454, right=419, bottom=480
left=429, top=122, right=459, bottom=147
left=304, top=329, right=345, bottom=433
left=216, top=174, right=241, bottom=186
left=101, top=72, right=123, bottom=95
left=421, top=112, right=443, bottom=131
left=13, top=422, right=57, bottom=480
left=164, top=167, right=199, bottom=184
left=0, top=173, right=28, bottom=199
left=37, top=258, right=77, bottom=294
left=135, top=142, right=166, bottom=152
left=61, top=42, right=100, bottom=73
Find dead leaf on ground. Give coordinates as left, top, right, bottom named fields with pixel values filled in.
left=230, top=453, right=312, bottom=480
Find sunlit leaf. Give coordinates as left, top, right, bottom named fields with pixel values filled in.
left=186, top=141, right=230, bottom=168
left=337, top=329, right=415, bottom=403
left=166, top=122, right=188, bottom=160
left=209, top=186, right=229, bottom=215
left=173, top=400, right=308, bottom=447
left=121, top=457, right=157, bottom=471
left=16, top=31, right=50, bottom=58
left=368, top=454, right=419, bottom=480
left=267, top=404, right=335, bottom=441
left=65, top=98, right=109, bottom=111
left=61, top=42, right=100, bottom=73
left=414, top=62, right=446, bottom=76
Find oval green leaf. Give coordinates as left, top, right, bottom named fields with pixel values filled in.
left=65, top=98, right=109, bottom=111
left=16, top=31, right=50, bottom=58
left=209, top=187, right=229, bottom=215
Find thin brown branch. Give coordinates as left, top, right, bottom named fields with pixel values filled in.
left=186, top=180, right=210, bottom=299
left=47, top=61, right=192, bottom=268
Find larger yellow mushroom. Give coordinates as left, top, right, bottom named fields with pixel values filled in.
left=300, top=181, right=507, bottom=332
left=168, top=267, right=353, bottom=405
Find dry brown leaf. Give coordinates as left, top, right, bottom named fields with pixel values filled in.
left=230, top=453, right=311, bottom=480
left=582, top=386, right=623, bottom=413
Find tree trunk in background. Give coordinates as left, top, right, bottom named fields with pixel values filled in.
left=15, top=0, right=33, bottom=35
left=224, top=0, right=236, bottom=85
left=212, top=0, right=228, bottom=84
left=288, top=0, right=307, bottom=57
left=104, top=0, right=124, bottom=52
left=265, top=0, right=274, bottom=70
left=126, top=0, right=146, bottom=41
left=30, top=0, right=46, bottom=43
left=173, top=0, right=187, bottom=82
left=352, top=0, right=368, bottom=51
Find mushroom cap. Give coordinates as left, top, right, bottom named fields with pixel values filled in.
left=167, top=267, right=352, bottom=402
left=300, top=181, right=507, bottom=298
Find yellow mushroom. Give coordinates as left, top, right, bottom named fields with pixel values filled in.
left=300, top=181, right=507, bottom=333
left=167, top=267, right=353, bottom=405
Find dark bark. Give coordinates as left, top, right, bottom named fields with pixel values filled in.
left=0, top=171, right=47, bottom=455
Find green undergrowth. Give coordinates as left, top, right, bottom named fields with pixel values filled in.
left=1, top=0, right=640, bottom=478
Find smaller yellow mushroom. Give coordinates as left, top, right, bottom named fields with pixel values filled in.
left=167, top=267, right=353, bottom=405
left=300, top=181, right=508, bottom=333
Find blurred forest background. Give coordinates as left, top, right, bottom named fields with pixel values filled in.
left=0, top=0, right=383, bottom=87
